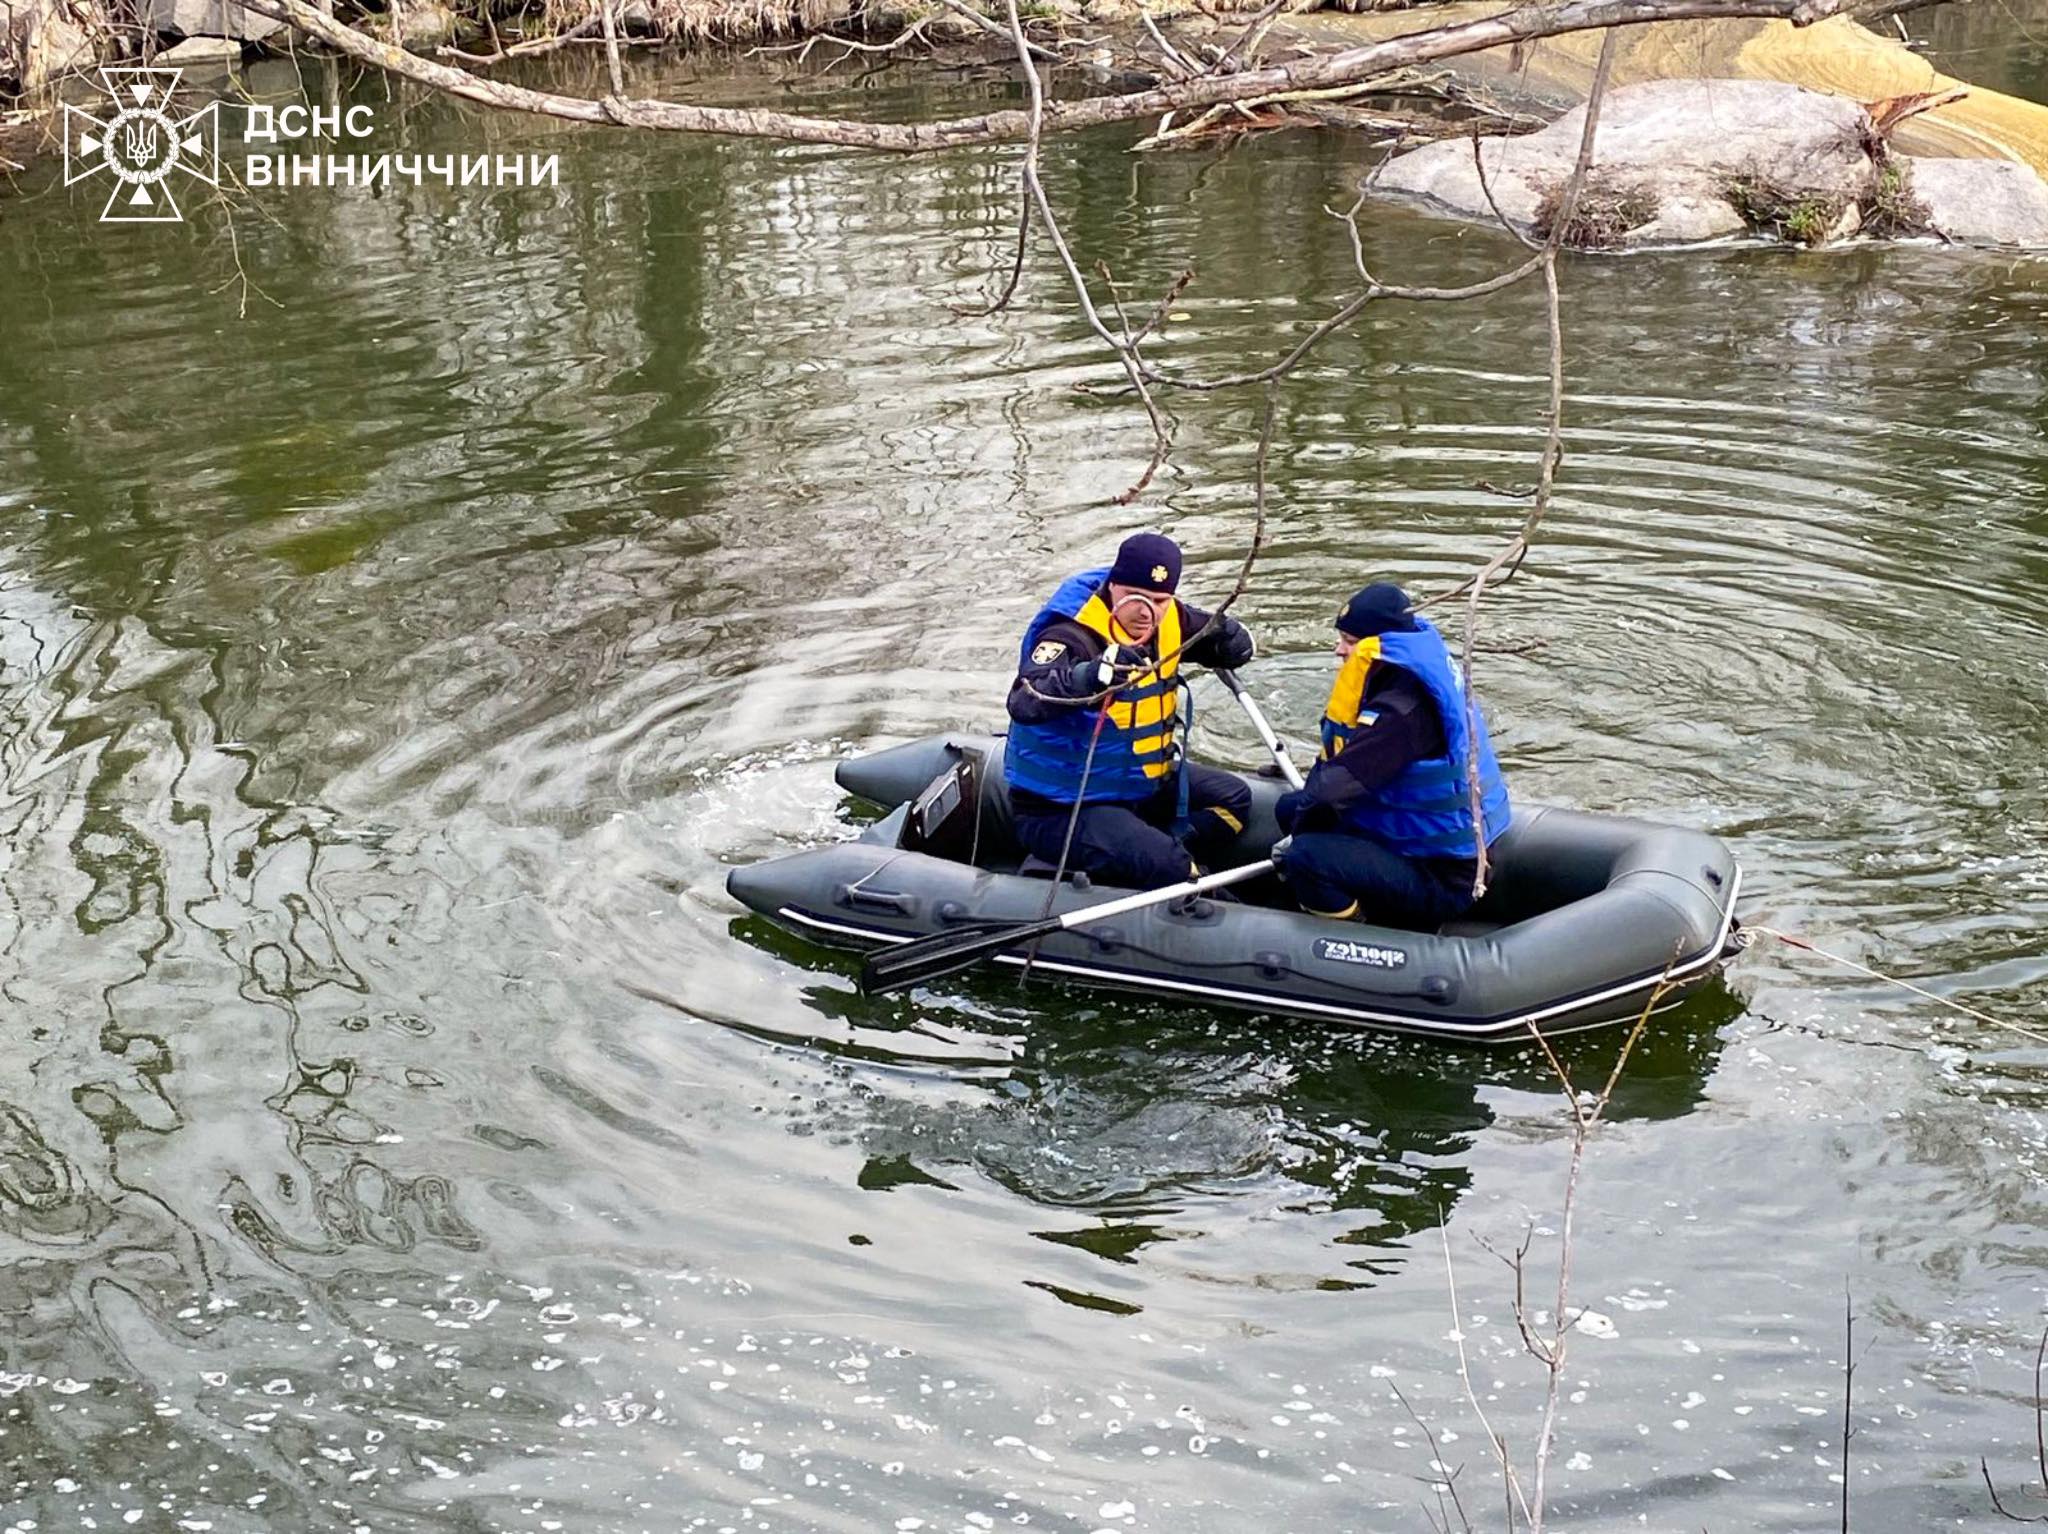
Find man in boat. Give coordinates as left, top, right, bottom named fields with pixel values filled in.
left=1004, top=532, right=1257, bottom=889
left=1272, top=583, right=1511, bottom=929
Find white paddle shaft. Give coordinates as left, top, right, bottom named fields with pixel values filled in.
left=1217, top=669, right=1306, bottom=790
left=1052, top=858, right=1274, bottom=930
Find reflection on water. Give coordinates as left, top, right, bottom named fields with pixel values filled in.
left=0, top=42, right=2045, bottom=1532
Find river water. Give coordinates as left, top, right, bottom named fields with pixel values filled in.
left=1, top=24, right=2045, bottom=1533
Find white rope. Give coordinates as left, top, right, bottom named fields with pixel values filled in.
left=1743, top=925, right=2048, bottom=1049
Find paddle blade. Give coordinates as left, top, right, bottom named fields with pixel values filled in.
left=859, top=916, right=1060, bottom=996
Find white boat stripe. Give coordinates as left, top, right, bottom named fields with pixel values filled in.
left=768, top=867, right=1742, bottom=1041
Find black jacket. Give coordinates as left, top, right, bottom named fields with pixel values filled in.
left=1006, top=599, right=1256, bottom=724
left=1278, top=664, right=1450, bottom=835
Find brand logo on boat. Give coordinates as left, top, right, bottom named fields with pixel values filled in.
left=1315, top=937, right=1408, bottom=969
left=62, top=68, right=220, bottom=224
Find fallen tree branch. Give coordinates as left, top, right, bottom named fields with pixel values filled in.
left=930, top=0, right=1066, bottom=63
left=235, top=0, right=1950, bottom=155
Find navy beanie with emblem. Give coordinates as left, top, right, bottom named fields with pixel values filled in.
left=1335, top=582, right=1417, bottom=638
left=1108, top=532, right=1183, bottom=594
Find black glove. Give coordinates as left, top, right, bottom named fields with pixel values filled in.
left=1069, top=642, right=1155, bottom=693
left=1216, top=620, right=1256, bottom=670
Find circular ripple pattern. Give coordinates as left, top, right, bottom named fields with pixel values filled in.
left=0, top=49, right=2045, bottom=1534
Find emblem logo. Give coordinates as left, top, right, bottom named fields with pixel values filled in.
left=1030, top=640, right=1066, bottom=665
left=1315, top=937, right=1408, bottom=969
left=1150, top=564, right=1169, bottom=584
left=63, top=68, right=220, bottom=223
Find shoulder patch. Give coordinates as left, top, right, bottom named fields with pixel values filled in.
left=1030, top=640, right=1067, bottom=666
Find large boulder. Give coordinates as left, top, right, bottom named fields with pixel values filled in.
left=1901, top=156, right=2048, bottom=246
left=1376, top=78, right=1882, bottom=249
left=140, top=0, right=281, bottom=42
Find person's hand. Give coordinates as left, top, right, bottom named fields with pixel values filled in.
left=1217, top=622, right=1255, bottom=669
left=1068, top=644, right=1128, bottom=692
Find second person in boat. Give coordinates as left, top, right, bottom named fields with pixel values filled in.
left=1273, top=582, right=1511, bottom=929
left=1004, top=532, right=1257, bottom=890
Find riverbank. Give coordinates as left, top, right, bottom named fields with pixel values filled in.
left=0, top=0, right=1343, bottom=104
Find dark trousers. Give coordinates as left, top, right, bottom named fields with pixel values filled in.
left=1012, top=765, right=1252, bottom=890
left=1278, top=830, right=1474, bottom=930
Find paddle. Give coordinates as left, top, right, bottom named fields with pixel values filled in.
left=858, top=856, right=1278, bottom=996
left=1215, top=668, right=1306, bottom=790
left=860, top=668, right=1307, bottom=997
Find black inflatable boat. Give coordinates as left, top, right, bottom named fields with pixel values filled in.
left=726, top=735, right=1745, bottom=1043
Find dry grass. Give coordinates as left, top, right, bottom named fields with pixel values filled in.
left=1724, top=171, right=1846, bottom=246
left=1862, top=155, right=1933, bottom=239
left=1531, top=171, right=1660, bottom=250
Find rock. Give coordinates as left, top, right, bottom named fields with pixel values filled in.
left=157, top=32, right=242, bottom=62
left=1376, top=78, right=1881, bottom=249
left=1626, top=192, right=1748, bottom=246
left=1, top=0, right=98, bottom=95
left=370, top=0, right=456, bottom=52
left=141, top=0, right=282, bottom=41
left=1903, top=156, right=2048, bottom=246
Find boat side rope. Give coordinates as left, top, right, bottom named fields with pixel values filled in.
left=1741, top=924, right=2048, bottom=1048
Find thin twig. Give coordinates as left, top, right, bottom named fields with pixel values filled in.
left=1841, top=1288, right=1856, bottom=1534
left=240, top=0, right=1954, bottom=154
left=1210, top=0, right=1286, bottom=72
left=1453, top=25, right=1618, bottom=900
left=1520, top=944, right=1671, bottom=1533
left=1981, top=1323, right=2048, bottom=1523
left=1472, top=122, right=1545, bottom=252
left=1390, top=1382, right=1477, bottom=1534
left=930, top=0, right=1064, bottom=62
left=1441, top=1215, right=1535, bottom=1528
left=995, top=0, right=1172, bottom=502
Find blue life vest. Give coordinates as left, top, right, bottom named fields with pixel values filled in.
left=1004, top=568, right=1183, bottom=805
left=1318, top=618, right=1510, bottom=858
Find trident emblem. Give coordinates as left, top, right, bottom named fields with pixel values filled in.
left=62, top=67, right=219, bottom=224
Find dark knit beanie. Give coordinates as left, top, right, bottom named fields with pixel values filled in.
left=1335, top=583, right=1417, bottom=638
left=1107, top=532, right=1183, bottom=594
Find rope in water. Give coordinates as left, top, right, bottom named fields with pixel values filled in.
left=1019, top=698, right=1110, bottom=988
left=1021, top=591, right=1168, bottom=988
left=1742, top=924, right=2048, bottom=1049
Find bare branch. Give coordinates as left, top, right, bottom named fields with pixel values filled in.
left=234, top=0, right=1948, bottom=155
left=1518, top=949, right=1670, bottom=1532
left=1209, top=0, right=1287, bottom=73
left=1451, top=24, right=1617, bottom=900
left=930, top=0, right=1065, bottom=63
left=439, top=15, right=601, bottom=64
left=598, top=0, right=624, bottom=99
left=993, top=0, right=1173, bottom=502
left=954, top=188, right=1032, bottom=317
left=1390, top=1382, right=1477, bottom=1534
left=1841, top=1288, right=1856, bottom=1534
left=1981, top=1324, right=2048, bottom=1523
left=1440, top=1216, right=1535, bottom=1528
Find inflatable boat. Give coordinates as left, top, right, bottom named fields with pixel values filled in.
left=725, top=735, right=1745, bottom=1043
